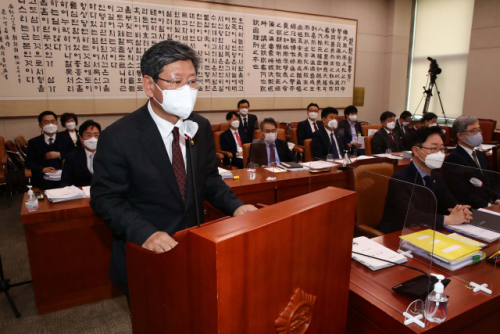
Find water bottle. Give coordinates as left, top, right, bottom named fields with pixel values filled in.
left=25, top=185, right=39, bottom=212
left=424, top=274, right=448, bottom=323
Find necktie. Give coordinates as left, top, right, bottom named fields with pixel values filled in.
left=329, top=132, right=339, bottom=158
left=243, top=117, right=248, bottom=129
left=471, top=151, right=483, bottom=174
left=235, top=131, right=242, bottom=147
left=313, top=122, right=318, bottom=131
left=89, top=153, right=94, bottom=174
left=389, top=132, right=395, bottom=148
left=269, top=143, right=276, bottom=166
left=48, top=137, right=54, bottom=146
left=172, top=127, right=186, bottom=202
left=423, top=175, right=435, bottom=193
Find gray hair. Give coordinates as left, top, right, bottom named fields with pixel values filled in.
left=452, top=115, right=478, bottom=137
left=140, top=40, right=200, bottom=80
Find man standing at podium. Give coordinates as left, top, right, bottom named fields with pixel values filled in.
left=90, top=40, right=257, bottom=300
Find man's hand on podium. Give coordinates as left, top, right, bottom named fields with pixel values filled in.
left=234, top=204, right=258, bottom=216
left=142, top=231, right=178, bottom=253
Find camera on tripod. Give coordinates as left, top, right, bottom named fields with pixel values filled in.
left=427, top=57, right=442, bottom=83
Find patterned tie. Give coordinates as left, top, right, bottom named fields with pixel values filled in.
left=243, top=117, right=248, bottom=129
left=269, top=143, right=276, bottom=166
left=48, top=137, right=54, bottom=147
left=89, top=153, right=94, bottom=174
left=329, top=132, right=339, bottom=158
left=313, top=122, right=318, bottom=131
left=235, top=131, right=242, bottom=147
left=172, top=127, right=186, bottom=202
left=471, top=151, right=483, bottom=174
left=389, top=132, right=395, bottom=148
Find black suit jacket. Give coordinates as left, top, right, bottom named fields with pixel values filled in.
left=90, top=103, right=243, bottom=294
left=311, top=124, right=349, bottom=160
left=378, top=161, right=459, bottom=234
left=60, top=147, right=93, bottom=187
left=59, top=129, right=81, bottom=147
left=442, top=145, right=500, bottom=209
left=337, top=119, right=362, bottom=144
left=371, top=127, right=404, bottom=154
left=238, top=113, right=258, bottom=137
left=25, top=133, right=75, bottom=188
left=247, top=139, right=297, bottom=166
left=296, top=119, right=321, bottom=146
left=395, top=119, right=412, bottom=151
left=220, top=127, right=251, bottom=159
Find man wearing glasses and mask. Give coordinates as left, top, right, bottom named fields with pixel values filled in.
left=443, top=116, right=500, bottom=209
left=379, top=126, right=472, bottom=234
left=90, top=40, right=257, bottom=303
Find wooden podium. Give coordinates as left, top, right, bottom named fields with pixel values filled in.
left=126, top=187, right=355, bottom=334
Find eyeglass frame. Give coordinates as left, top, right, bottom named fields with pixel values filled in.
left=156, top=77, right=202, bottom=90
left=418, top=146, right=448, bottom=154
left=460, top=128, right=482, bottom=135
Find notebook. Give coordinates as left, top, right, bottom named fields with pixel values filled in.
left=352, top=236, right=407, bottom=271
left=445, top=223, right=500, bottom=243
left=469, top=209, right=500, bottom=233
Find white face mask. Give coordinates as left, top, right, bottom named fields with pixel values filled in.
left=428, top=123, right=438, bottom=127
left=308, top=112, right=318, bottom=120
left=43, top=124, right=58, bottom=134
left=66, top=122, right=76, bottom=130
left=328, top=119, right=338, bottom=130
left=153, top=82, right=197, bottom=120
left=349, top=115, right=357, bottom=122
left=239, top=108, right=249, bottom=115
left=83, top=137, right=98, bottom=151
left=230, top=120, right=240, bottom=129
left=264, top=132, right=276, bottom=144
left=386, top=121, right=396, bottom=130
left=418, top=148, right=445, bottom=169
left=402, top=121, right=409, bottom=126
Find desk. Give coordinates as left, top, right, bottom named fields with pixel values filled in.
left=348, top=207, right=500, bottom=334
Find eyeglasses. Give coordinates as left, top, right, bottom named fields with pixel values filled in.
left=41, top=119, right=57, bottom=125
left=419, top=146, right=448, bottom=154
left=156, top=78, right=201, bottom=90
left=263, top=129, right=277, bottom=134
left=460, top=128, right=482, bottom=135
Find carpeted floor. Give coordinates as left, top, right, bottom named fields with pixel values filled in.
left=0, top=194, right=132, bottom=334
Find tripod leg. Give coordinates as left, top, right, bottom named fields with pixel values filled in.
left=4, top=291, right=22, bottom=318
left=10, top=280, right=32, bottom=288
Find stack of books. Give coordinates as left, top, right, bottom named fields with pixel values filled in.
left=218, top=167, right=234, bottom=179
left=400, top=229, right=485, bottom=271
left=45, top=186, right=86, bottom=203
left=43, top=170, right=62, bottom=181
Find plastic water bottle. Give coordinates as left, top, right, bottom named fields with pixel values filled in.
left=424, top=274, right=448, bottom=323
left=25, top=185, right=39, bottom=212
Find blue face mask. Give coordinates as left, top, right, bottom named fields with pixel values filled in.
left=463, top=132, right=483, bottom=148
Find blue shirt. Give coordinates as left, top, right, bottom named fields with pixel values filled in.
left=265, top=141, right=281, bottom=166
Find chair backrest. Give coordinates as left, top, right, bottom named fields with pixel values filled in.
left=336, top=116, right=346, bottom=123
left=253, top=128, right=286, bottom=141
left=5, top=140, right=17, bottom=152
left=353, top=162, right=395, bottom=229
left=290, top=128, right=298, bottom=145
left=219, top=123, right=230, bottom=132
left=214, top=131, right=223, bottom=151
left=15, top=135, right=27, bottom=148
left=290, top=122, right=299, bottom=129
left=441, top=126, right=452, bottom=146
left=211, top=124, right=220, bottom=137
left=364, top=136, right=373, bottom=156
left=0, top=136, right=5, bottom=182
left=361, top=124, right=382, bottom=136
left=478, top=118, right=497, bottom=142
left=303, top=139, right=313, bottom=162
left=242, top=143, right=252, bottom=168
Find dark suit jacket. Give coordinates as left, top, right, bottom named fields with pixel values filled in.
left=296, top=119, right=321, bottom=146
left=378, top=161, right=459, bottom=234
left=220, top=127, right=251, bottom=159
left=247, top=139, right=297, bottom=166
left=395, top=119, right=411, bottom=151
left=311, top=124, right=349, bottom=160
left=238, top=113, right=258, bottom=137
left=442, top=145, right=500, bottom=209
left=90, top=103, right=243, bottom=294
left=60, top=147, right=93, bottom=187
left=25, top=133, right=75, bottom=189
left=371, top=127, right=404, bottom=154
left=337, top=119, right=362, bottom=144
left=59, top=129, right=81, bottom=147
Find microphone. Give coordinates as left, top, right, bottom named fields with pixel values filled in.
left=182, top=120, right=201, bottom=229
left=470, top=177, right=500, bottom=203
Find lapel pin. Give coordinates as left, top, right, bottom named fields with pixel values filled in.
left=190, top=140, right=194, bottom=145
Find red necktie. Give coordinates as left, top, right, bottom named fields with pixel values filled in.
left=235, top=131, right=242, bottom=147
left=313, top=122, right=318, bottom=131
left=172, top=127, right=186, bottom=202
left=269, top=144, right=276, bottom=165
left=389, top=132, right=395, bottom=147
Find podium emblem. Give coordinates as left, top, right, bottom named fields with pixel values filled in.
left=275, top=288, right=317, bottom=334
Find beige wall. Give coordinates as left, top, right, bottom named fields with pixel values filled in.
left=0, top=0, right=414, bottom=141
left=462, top=0, right=500, bottom=122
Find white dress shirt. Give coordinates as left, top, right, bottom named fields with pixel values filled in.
left=325, top=127, right=341, bottom=156
left=231, top=128, right=243, bottom=159
left=44, top=133, right=56, bottom=145
left=308, top=118, right=318, bottom=133
left=68, top=131, right=77, bottom=144
left=148, top=101, right=187, bottom=171
left=85, top=148, right=95, bottom=174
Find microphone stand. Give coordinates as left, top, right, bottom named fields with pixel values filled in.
left=186, top=136, right=201, bottom=228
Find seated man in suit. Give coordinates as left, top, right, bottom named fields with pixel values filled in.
left=443, top=116, right=500, bottom=209
left=237, top=99, right=258, bottom=137
left=337, top=105, right=363, bottom=155
left=61, top=120, right=101, bottom=187
left=25, top=110, right=75, bottom=190
left=311, top=107, right=349, bottom=160
left=247, top=118, right=297, bottom=166
left=379, top=126, right=472, bottom=234
left=371, top=111, right=404, bottom=154
left=421, top=112, right=438, bottom=127
left=220, top=111, right=251, bottom=169
left=296, top=103, right=321, bottom=145
left=59, top=112, right=81, bottom=147
left=395, top=110, right=412, bottom=150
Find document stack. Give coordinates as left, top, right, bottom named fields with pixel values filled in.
left=352, top=236, right=407, bottom=271
left=400, top=230, right=485, bottom=271
left=45, top=186, right=86, bottom=203
left=218, top=167, right=234, bottom=179
left=300, top=161, right=337, bottom=172
left=43, top=170, right=62, bottom=181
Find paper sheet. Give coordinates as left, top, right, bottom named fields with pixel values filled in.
left=82, top=186, right=91, bottom=198
left=264, top=167, right=288, bottom=173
